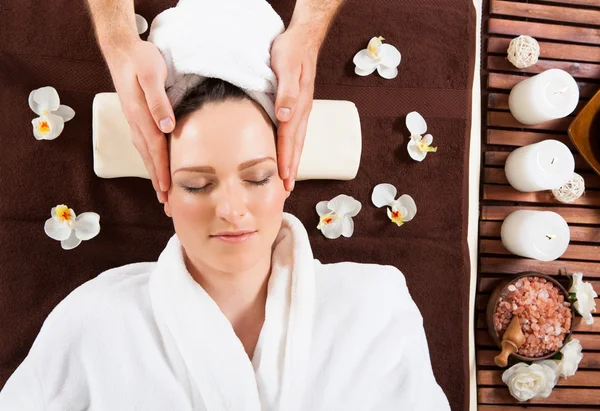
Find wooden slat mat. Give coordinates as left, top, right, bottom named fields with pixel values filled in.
left=478, top=0, right=600, bottom=408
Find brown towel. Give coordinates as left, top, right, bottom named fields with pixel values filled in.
left=0, top=1, right=475, bottom=409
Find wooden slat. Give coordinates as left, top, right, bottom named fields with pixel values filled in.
left=479, top=370, right=600, bottom=387
left=487, top=55, right=600, bottom=79
left=478, top=313, right=600, bottom=332
left=477, top=277, right=600, bottom=294
left=486, top=129, right=573, bottom=148
left=488, top=92, right=510, bottom=111
left=488, top=72, right=599, bottom=98
left=479, top=387, right=600, bottom=405
left=483, top=167, right=600, bottom=189
left=478, top=350, right=600, bottom=368
left=489, top=17, right=600, bottom=46
left=480, top=238, right=600, bottom=261
left=488, top=37, right=600, bottom=63
left=484, top=150, right=591, bottom=170
left=479, top=256, right=600, bottom=277
left=479, top=220, right=600, bottom=243
left=488, top=92, right=588, bottom=112
left=572, top=316, right=600, bottom=332
left=491, top=0, right=600, bottom=26
left=479, top=406, right=600, bottom=411
left=484, top=151, right=513, bottom=166
left=483, top=184, right=600, bottom=206
left=476, top=329, right=600, bottom=350
left=488, top=111, right=572, bottom=131
left=539, top=0, right=600, bottom=8
left=481, top=205, right=600, bottom=224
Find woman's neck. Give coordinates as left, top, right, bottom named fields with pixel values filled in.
left=183, top=249, right=271, bottom=357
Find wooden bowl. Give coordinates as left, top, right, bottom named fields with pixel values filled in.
left=568, top=88, right=600, bottom=177
left=486, top=272, right=574, bottom=361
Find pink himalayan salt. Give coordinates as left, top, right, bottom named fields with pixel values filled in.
left=493, top=276, right=571, bottom=357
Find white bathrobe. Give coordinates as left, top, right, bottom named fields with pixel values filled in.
left=0, top=213, right=449, bottom=411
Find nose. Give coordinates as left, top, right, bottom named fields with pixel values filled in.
left=214, top=182, right=248, bottom=223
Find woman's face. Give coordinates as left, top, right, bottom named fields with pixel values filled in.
left=164, top=98, right=288, bottom=273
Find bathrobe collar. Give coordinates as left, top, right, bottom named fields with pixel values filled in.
left=149, top=212, right=315, bottom=411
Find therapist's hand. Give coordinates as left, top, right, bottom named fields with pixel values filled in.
left=271, top=25, right=320, bottom=192
left=103, top=39, right=174, bottom=203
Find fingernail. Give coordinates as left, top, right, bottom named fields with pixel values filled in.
left=159, top=117, right=174, bottom=133
left=289, top=179, right=295, bottom=191
left=283, top=167, right=290, bottom=180
left=160, top=181, right=168, bottom=192
left=277, top=108, right=291, bottom=121
left=157, top=192, right=162, bottom=203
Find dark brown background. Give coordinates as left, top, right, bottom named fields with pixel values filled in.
left=0, top=0, right=475, bottom=409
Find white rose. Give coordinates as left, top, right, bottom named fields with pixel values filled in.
left=569, top=272, right=598, bottom=325
left=557, top=339, right=583, bottom=378
left=502, top=360, right=558, bottom=402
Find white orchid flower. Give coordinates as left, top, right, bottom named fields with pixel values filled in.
left=135, top=14, right=148, bottom=34
left=371, top=183, right=417, bottom=226
left=316, top=194, right=362, bottom=239
left=557, top=339, right=583, bottom=378
left=406, top=111, right=438, bottom=162
left=44, top=204, right=101, bottom=250
left=29, top=86, right=75, bottom=140
left=353, top=36, right=401, bottom=79
left=569, top=272, right=597, bottom=325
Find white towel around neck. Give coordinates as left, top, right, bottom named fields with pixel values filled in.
left=148, top=213, right=315, bottom=411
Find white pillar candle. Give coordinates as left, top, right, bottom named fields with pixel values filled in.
left=501, top=210, right=570, bottom=261
left=504, top=140, right=574, bottom=192
left=509, top=69, right=579, bottom=125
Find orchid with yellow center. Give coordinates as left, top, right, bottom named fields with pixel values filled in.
left=406, top=111, right=438, bottom=162
left=316, top=194, right=362, bottom=239
left=353, top=36, right=401, bottom=79
left=44, top=204, right=101, bottom=250
left=29, top=86, right=75, bottom=140
left=371, top=183, right=417, bottom=226
left=135, top=14, right=148, bottom=34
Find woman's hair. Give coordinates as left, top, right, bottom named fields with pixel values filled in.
left=170, top=78, right=277, bottom=140
left=172, top=78, right=250, bottom=122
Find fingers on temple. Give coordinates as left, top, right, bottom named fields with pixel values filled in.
left=287, top=67, right=315, bottom=181
left=137, top=112, right=171, bottom=192
left=277, top=121, right=295, bottom=182
left=130, top=123, right=161, bottom=194
left=290, top=108, right=311, bottom=181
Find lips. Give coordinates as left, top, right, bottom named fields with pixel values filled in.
left=210, top=230, right=257, bottom=244
left=211, top=230, right=255, bottom=237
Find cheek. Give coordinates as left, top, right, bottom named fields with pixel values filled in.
left=250, top=181, right=287, bottom=215
left=168, top=190, right=213, bottom=228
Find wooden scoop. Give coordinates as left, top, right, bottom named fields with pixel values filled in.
left=494, top=316, right=526, bottom=368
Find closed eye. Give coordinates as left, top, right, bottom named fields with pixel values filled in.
left=246, top=177, right=271, bottom=186
left=182, top=177, right=270, bottom=194
left=183, top=184, right=211, bottom=194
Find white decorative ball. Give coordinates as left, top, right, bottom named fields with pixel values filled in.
left=552, top=173, right=585, bottom=203
left=507, top=35, right=540, bottom=69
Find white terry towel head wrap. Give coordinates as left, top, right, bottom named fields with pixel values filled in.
left=147, top=0, right=284, bottom=125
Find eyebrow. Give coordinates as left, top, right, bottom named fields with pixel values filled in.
left=174, top=156, right=276, bottom=174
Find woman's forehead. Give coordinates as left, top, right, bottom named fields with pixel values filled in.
left=170, top=100, right=276, bottom=169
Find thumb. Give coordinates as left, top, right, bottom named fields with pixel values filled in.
left=139, top=72, right=175, bottom=133
left=274, top=66, right=301, bottom=122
